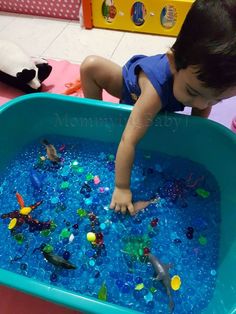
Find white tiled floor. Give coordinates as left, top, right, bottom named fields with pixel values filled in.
left=0, top=12, right=176, bottom=65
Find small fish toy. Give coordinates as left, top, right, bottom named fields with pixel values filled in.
left=42, top=139, right=61, bottom=163
left=148, top=253, right=174, bottom=313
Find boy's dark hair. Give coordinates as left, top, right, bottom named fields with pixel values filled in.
left=171, top=0, right=236, bottom=92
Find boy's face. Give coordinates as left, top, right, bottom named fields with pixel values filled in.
left=167, top=51, right=236, bottom=109
left=172, top=66, right=236, bottom=109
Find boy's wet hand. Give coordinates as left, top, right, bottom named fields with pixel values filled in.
left=110, top=187, right=135, bottom=215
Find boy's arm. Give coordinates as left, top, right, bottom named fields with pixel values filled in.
left=110, top=71, right=162, bottom=215
left=191, top=106, right=212, bottom=118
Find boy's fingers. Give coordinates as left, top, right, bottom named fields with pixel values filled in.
left=109, top=200, right=115, bottom=209
left=121, top=205, right=127, bottom=215
left=128, top=203, right=135, bottom=216
left=115, top=204, right=121, bottom=212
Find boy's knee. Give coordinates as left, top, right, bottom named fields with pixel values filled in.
left=80, top=55, right=99, bottom=76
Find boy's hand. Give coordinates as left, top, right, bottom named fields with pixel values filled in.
left=110, top=187, right=135, bottom=216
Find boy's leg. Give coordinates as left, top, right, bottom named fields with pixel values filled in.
left=80, top=55, right=123, bottom=100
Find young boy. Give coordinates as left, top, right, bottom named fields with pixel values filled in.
left=80, top=0, right=236, bottom=215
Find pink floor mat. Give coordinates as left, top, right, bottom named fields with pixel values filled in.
left=0, top=59, right=235, bottom=130
left=0, top=59, right=118, bottom=105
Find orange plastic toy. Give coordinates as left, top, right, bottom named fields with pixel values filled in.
left=63, top=79, right=82, bottom=96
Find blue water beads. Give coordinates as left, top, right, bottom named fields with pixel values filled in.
left=0, top=136, right=221, bottom=314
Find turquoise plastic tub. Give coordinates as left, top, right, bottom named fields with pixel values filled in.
left=0, top=93, right=235, bottom=314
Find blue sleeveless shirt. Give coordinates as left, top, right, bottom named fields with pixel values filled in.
left=121, top=54, right=185, bottom=112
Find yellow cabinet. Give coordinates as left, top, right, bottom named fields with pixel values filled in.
left=91, top=0, right=195, bottom=36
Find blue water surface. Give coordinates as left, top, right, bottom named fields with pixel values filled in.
left=0, top=136, right=221, bottom=314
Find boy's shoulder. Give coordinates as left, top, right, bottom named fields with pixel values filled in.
left=124, top=53, right=184, bottom=112
left=124, top=53, right=171, bottom=83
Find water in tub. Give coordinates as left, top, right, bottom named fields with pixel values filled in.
left=0, top=136, right=220, bottom=313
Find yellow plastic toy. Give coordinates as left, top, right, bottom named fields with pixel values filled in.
left=87, top=232, right=96, bottom=242
left=171, top=275, right=182, bottom=290
left=8, top=218, right=17, bottom=230
left=90, top=0, right=195, bottom=36
left=19, top=206, right=33, bottom=215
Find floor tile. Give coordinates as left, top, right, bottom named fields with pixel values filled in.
left=0, top=15, right=69, bottom=55
left=0, top=12, right=17, bottom=31
left=111, top=31, right=176, bottom=66
left=43, top=25, right=124, bottom=63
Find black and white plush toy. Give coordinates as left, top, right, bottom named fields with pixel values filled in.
left=0, top=40, right=52, bottom=93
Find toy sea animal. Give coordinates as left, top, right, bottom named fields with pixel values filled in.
left=133, top=196, right=160, bottom=212
left=34, top=244, right=76, bottom=269
left=139, top=173, right=203, bottom=208
left=42, top=139, right=61, bottom=163
left=148, top=253, right=174, bottom=313
left=43, top=251, right=77, bottom=269
left=0, top=192, right=50, bottom=232
left=158, top=173, right=203, bottom=207
left=30, top=169, right=43, bottom=190
left=121, top=236, right=150, bottom=263
left=15, top=191, right=42, bottom=215
left=63, top=78, right=82, bottom=95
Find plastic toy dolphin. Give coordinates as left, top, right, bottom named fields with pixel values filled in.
left=148, top=253, right=174, bottom=313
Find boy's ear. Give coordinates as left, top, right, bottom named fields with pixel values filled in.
left=167, top=50, right=178, bottom=74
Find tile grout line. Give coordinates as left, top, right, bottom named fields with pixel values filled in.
left=0, top=15, right=17, bottom=34
left=110, top=32, right=126, bottom=60
left=40, top=55, right=82, bottom=64
left=40, top=19, right=81, bottom=57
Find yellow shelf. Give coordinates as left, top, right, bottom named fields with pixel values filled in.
left=92, top=0, right=195, bottom=36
